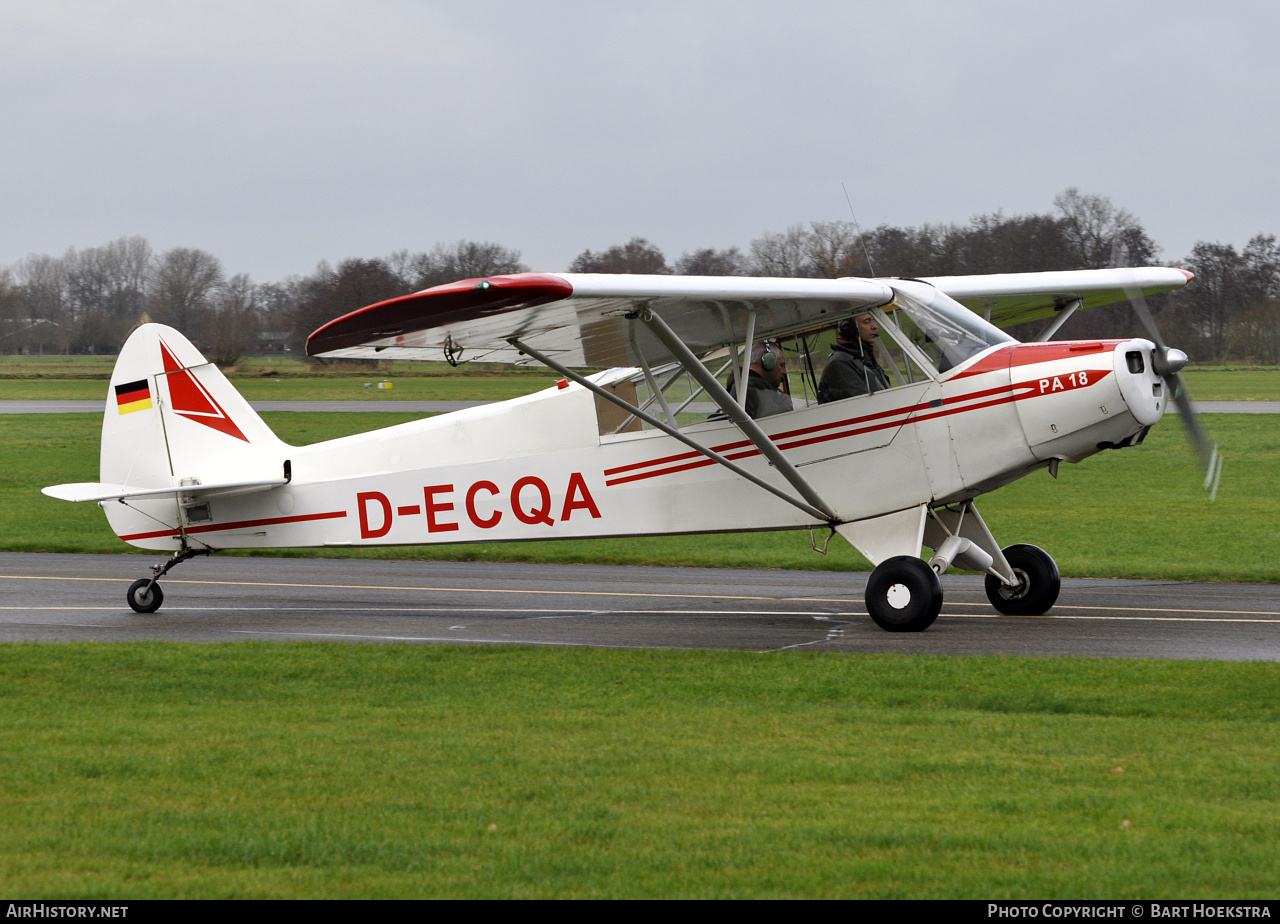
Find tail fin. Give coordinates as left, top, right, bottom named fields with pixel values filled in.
left=82, top=324, right=286, bottom=547
left=102, top=323, right=286, bottom=487
left=40, top=324, right=288, bottom=548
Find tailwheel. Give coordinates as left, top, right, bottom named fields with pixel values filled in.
left=865, top=556, right=943, bottom=632
left=127, top=578, right=164, bottom=614
left=985, top=544, right=1060, bottom=616
left=125, top=547, right=209, bottom=613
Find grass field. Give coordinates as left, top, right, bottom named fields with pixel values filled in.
left=1, top=643, right=1275, bottom=898
left=1180, top=365, right=1280, bottom=401
left=3, top=360, right=1278, bottom=900
left=0, top=355, right=556, bottom=402
left=2, top=354, right=1278, bottom=402
left=2, top=411, right=1276, bottom=581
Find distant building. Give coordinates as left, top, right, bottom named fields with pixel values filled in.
left=257, top=331, right=290, bottom=353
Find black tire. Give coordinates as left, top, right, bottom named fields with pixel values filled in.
left=127, top=578, right=164, bottom=614
left=985, top=544, right=1060, bottom=616
left=865, top=556, right=943, bottom=632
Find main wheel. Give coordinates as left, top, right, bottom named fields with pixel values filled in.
left=865, top=556, right=943, bottom=632
left=127, top=578, right=164, bottom=614
left=985, top=544, right=1060, bottom=616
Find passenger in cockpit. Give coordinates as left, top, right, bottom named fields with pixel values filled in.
left=744, top=340, right=793, bottom=419
left=818, top=313, right=890, bottom=402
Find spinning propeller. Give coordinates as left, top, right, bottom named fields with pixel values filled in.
left=1114, top=251, right=1222, bottom=499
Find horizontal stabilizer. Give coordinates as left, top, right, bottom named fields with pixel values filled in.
left=43, top=477, right=289, bottom=504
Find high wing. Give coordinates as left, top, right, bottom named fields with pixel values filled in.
left=923, top=266, right=1194, bottom=329
left=306, top=273, right=894, bottom=366
left=306, top=266, right=1193, bottom=363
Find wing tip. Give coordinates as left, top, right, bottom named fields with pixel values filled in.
left=305, top=273, right=575, bottom=356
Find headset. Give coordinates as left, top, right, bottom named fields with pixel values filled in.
left=756, top=340, right=780, bottom=371
left=837, top=317, right=860, bottom=341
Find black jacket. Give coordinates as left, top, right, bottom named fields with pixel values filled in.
left=744, top=371, right=793, bottom=419
left=817, top=340, right=890, bottom=403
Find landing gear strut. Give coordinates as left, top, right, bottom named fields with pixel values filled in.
left=126, top=548, right=210, bottom=613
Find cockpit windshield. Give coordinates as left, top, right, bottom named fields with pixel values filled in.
left=879, top=280, right=1014, bottom=374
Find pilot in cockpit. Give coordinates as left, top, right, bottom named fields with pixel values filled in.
left=817, top=312, right=890, bottom=403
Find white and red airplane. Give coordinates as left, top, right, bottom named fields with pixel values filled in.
left=44, top=265, right=1212, bottom=631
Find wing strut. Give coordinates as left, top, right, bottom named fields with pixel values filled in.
left=508, top=337, right=835, bottom=524
left=1032, top=298, right=1081, bottom=342
left=628, top=319, right=676, bottom=426
left=632, top=307, right=839, bottom=522
left=737, top=308, right=757, bottom=406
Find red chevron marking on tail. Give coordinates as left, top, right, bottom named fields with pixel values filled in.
left=159, top=338, right=249, bottom=442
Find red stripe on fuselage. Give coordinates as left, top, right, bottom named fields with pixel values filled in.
left=948, top=341, right=1120, bottom=381
left=602, top=401, right=933, bottom=477
left=118, top=509, right=347, bottom=542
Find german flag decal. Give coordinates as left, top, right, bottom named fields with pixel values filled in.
left=115, top=379, right=152, bottom=415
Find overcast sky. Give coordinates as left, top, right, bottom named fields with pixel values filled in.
left=2, top=1, right=1276, bottom=281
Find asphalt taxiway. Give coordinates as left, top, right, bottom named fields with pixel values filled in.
left=2, top=552, right=1277, bottom=660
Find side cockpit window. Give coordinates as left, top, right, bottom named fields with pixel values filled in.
left=593, top=285, right=1011, bottom=437
left=594, top=361, right=729, bottom=436
left=804, top=315, right=932, bottom=406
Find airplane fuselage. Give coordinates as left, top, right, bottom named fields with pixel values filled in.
left=103, top=337, right=1166, bottom=553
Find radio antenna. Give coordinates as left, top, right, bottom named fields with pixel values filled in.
left=842, top=181, right=877, bottom=277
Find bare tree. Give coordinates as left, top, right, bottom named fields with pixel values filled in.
left=101, top=236, right=152, bottom=318
left=1178, top=241, right=1248, bottom=361
left=1054, top=188, right=1156, bottom=269
left=1242, top=235, right=1280, bottom=361
left=673, top=246, right=748, bottom=276
left=149, top=247, right=224, bottom=337
left=865, top=223, right=952, bottom=277
left=1242, top=234, right=1280, bottom=301
left=256, top=276, right=305, bottom=354
left=0, top=268, right=20, bottom=353
left=807, top=221, right=867, bottom=277
left=384, top=249, right=420, bottom=290
left=748, top=221, right=872, bottom=278
left=404, top=240, right=528, bottom=290
left=953, top=213, right=1074, bottom=275
left=9, top=188, right=1279, bottom=363
left=204, top=273, right=260, bottom=366
left=569, top=237, right=668, bottom=274
left=57, top=236, right=153, bottom=351
left=748, top=225, right=813, bottom=277
left=441, top=240, right=526, bottom=280
left=1173, top=234, right=1280, bottom=363
left=10, top=253, right=70, bottom=353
